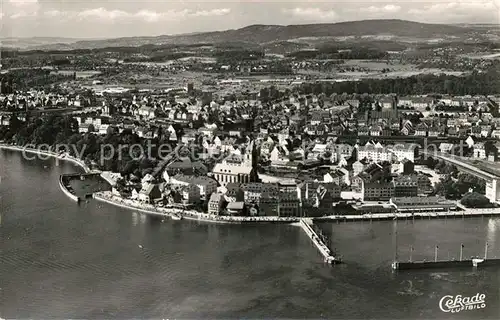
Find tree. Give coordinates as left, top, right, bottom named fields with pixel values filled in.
left=435, top=175, right=460, bottom=199
left=456, top=173, right=486, bottom=194
left=461, top=192, right=493, bottom=208
left=425, top=156, right=438, bottom=170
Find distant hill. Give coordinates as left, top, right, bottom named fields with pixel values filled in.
left=0, top=37, right=98, bottom=50
left=1, top=19, right=487, bottom=51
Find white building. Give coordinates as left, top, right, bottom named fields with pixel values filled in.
left=388, top=143, right=419, bottom=162
left=357, top=143, right=393, bottom=163
left=169, top=174, right=218, bottom=198
left=473, top=143, right=487, bottom=159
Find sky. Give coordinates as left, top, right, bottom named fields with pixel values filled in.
left=0, top=0, right=499, bottom=38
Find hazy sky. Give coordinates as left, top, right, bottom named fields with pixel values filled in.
left=1, top=0, right=499, bottom=38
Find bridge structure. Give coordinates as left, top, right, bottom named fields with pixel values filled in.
left=422, top=151, right=500, bottom=203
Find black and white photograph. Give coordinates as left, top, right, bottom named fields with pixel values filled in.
left=1, top=0, right=500, bottom=319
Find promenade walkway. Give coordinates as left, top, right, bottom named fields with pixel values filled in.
left=93, top=191, right=299, bottom=224
left=95, top=191, right=500, bottom=225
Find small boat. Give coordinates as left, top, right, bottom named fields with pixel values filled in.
left=472, top=258, right=484, bottom=267
left=138, top=245, right=143, bottom=249
left=172, top=214, right=183, bottom=221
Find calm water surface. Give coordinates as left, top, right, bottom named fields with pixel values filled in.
left=1, top=149, right=500, bottom=319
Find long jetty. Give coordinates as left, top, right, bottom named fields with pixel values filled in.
left=392, top=258, right=500, bottom=270
left=314, top=210, right=500, bottom=222
left=299, top=218, right=340, bottom=265
left=392, top=242, right=500, bottom=271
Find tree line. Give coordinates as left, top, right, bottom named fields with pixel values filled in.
left=297, top=68, right=500, bottom=96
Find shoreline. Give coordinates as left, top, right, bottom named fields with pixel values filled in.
left=94, top=191, right=500, bottom=225
left=4, top=143, right=500, bottom=225
left=93, top=191, right=299, bottom=224
left=0, top=144, right=91, bottom=173
left=0, top=143, right=94, bottom=203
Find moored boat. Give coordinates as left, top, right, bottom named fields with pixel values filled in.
left=172, top=214, right=183, bottom=221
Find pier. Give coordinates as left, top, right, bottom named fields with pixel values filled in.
left=299, top=218, right=341, bottom=265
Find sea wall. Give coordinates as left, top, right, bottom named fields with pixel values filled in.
left=93, top=191, right=299, bottom=224
left=59, top=175, right=80, bottom=202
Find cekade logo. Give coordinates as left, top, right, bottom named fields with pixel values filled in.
left=439, top=293, right=486, bottom=313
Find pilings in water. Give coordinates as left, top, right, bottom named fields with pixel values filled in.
left=299, top=218, right=340, bottom=265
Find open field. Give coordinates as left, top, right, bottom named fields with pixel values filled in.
left=49, top=70, right=102, bottom=78
left=297, top=59, right=467, bottom=79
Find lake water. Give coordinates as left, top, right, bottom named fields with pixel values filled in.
left=1, top=149, right=500, bottom=319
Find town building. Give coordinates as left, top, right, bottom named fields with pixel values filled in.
left=212, top=142, right=258, bottom=186
left=169, top=174, right=217, bottom=199
left=208, top=193, right=226, bottom=215
left=393, top=175, right=419, bottom=198
left=390, top=196, right=457, bottom=212
left=138, top=183, right=162, bottom=204
left=278, top=192, right=301, bottom=217
left=226, top=202, right=245, bottom=215
left=357, top=142, right=393, bottom=163
left=388, top=143, right=419, bottom=163
left=473, top=143, right=487, bottom=159
left=361, top=181, right=394, bottom=201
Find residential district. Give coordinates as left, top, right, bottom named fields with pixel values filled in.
left=1, top=83, right=500, bottom=218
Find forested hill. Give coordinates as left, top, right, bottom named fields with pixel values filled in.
left=5, top=19, right=481, bottom=50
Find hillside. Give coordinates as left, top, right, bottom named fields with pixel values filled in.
left=2, top=19, right=486, bottom=51
left=169, top=20, right=473, bottom=44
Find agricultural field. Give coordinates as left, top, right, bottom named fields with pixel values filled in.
left=297, top=59, right=467, bottom=79
left=49, top=70, right=102, bottom=78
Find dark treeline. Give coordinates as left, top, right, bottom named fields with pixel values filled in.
left=288, top=46, right=387, bottom=60
left=0, top=115, right=172, bottom=178
left=297, top=69, right=500, bottom=95
left=415, top=40, right=500, bottom=51
left=1, top=69, right=73, bottom=91
left=214, top=49, right=265, bottom=63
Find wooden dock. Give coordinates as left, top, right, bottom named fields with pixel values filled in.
left=299, top=218, right=341, bottom=265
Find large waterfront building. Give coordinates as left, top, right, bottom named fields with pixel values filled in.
left=298, top=181, right=341, bottom=208
left=168, top=174, right=217, bottom=199
left=361, top=181, right=394, bottom=201
left=390, top=196, right=457, bottom=212
left=278, top=192, right=301, bottom=217
left=392, top=175, right=419, bottom=198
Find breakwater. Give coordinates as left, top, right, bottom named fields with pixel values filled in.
left=59, top=175, right=80, bottom=202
